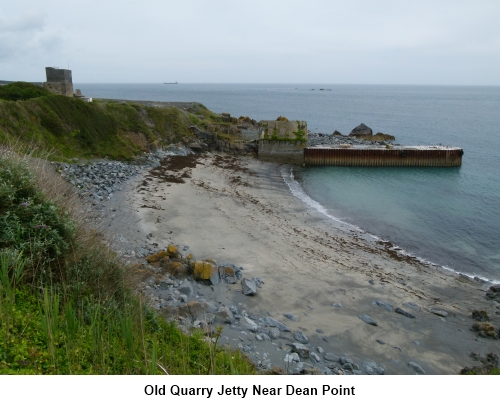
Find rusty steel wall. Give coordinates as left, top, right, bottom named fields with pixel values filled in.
left=303, top=148, right=463, bottom=167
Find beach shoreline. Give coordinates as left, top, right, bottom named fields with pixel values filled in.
left=98, top=152, right=499, bottom=374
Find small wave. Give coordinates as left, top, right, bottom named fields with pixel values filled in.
left=280, top=166, right=499, bottom=285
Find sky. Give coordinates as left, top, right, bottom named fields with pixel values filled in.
left=1, top=0, right=499, bottom=85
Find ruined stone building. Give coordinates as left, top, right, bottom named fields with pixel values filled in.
left=43, top=67, right=73, bottom=97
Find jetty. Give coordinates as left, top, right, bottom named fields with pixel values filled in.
left=304, top=145, right=463, bottom=167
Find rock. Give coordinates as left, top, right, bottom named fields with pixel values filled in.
left=332, top=303, right=343, bottom=308
left=395, top=307, right=416, bottom=318
left=490, top=285, right=500, bottom=293
left=403, top=302, right=420, bottom=312
left=241, top=278, right=257, bottom=295
left=359, top=314, right=378, bottom=326
left=255, top=334, right=263, bottom=342
left=284, top=313, right=297, bottom=321
left=310, top=352, right=321, bottom=363
left=341, top=363, right=353, bottom=371
left=184, top=300, right=218, bottom=321
left=290, top=343, right=310, bottom=358
left=472, top=310, right=490, bottom=322
left=177, top=283, right=193, bottom=296
left=363, top=362, right=386, bottom=375
left=369, top=280, right=375, bottom=285
left=213, top=307, right=234, bottom=324
left=324, top=352, right=340, bottom=362
left=349, top=123, right=372, bottom=137
left=471, top=322, right=498, bottom=339
left=322, top=367, right=334, bottom=375
left=263, top=316, right=291, bottom=332
left=332, top=130, right=343, bottom=136
left=376, top=339, right=386, bottom=345
left=193, top=261, right=219, bottom=284
left=340, top=355, right=353, bottom=365
left=317, top=346, right=324, bottom=354
left=316, top=328, right=324, bottom=334
left=374, top=300, right=393, bottom=312
left=408, top=362, right=426, bottom=375
left=240, top=316, right=258, bottom=332
left=251, top=277, right=264, bottom=288
left=294, top=331, right=309, bottom=344
left=428, top=308, right=448, bottom=317
left=372, top=132, right=395, bottom=141
left=284, top=352, right=300, bottom=365
left=268, top=327, right=280, bottom=339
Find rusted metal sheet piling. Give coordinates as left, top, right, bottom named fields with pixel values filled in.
left=304, top=146, right=463, bottom=167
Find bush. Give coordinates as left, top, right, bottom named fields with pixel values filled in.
left=0, top=82, right=51, bottom=101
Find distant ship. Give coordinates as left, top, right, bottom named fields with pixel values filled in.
left=164, top=81, right=178, bottom=84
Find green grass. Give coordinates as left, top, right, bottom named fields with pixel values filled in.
left=0, top=149, right=256, bottom=375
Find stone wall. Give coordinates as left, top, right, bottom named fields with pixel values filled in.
left=258, top=140, right=305, bottom=165
left=259, top=120, right=307, bottom=140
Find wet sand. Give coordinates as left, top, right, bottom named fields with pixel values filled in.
left=101, top=153, right=499, bottom=374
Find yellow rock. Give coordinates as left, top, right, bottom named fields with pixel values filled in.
left=167, top=244, right=177, bottom=256
left=193, top=261, right=218, bottom=283
left=146, top=250, right=168, bottom=263
left=164, top=262, right=182, bottom=274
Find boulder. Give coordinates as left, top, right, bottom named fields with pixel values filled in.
left=349, top=123, right=372, bottom=137
left=241, top=278, right=257, bottom=295
left=358, top=314, right=378, bottom=326
left=184, top=300, right=218, bottom=321
left=213, top=307, right=234, bottom=324
left=193, top=261, right=219, bottom=284
left=372, top=132, right=395, bottom=141
left=240, top=316, right=258, bottom=332
left=290, top=343, right=310, bottom=358
left=263, top=316, right=291, bottom=332
left=294, top=331, right=309, bottom=344
left=268, top=327, right=280, bottom=339
left=471, top=322, right=498, bottom=339
left=472, top=309, right=490, bottom=322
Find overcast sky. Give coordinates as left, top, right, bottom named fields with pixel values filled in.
left=1, top=0, right=499, bottom=85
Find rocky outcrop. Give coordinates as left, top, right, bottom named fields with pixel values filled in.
left=349, top=123, right=372, bottom=138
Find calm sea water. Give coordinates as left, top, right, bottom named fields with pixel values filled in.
left=77, top=83, right=500, bottom=281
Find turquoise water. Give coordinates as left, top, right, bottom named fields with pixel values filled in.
left=78, top=83, right=500, bottom=280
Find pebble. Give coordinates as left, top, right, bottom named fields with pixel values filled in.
left=408, top=362, right=426, bottom=374
left=376, top=339, right=386, bottom=345
left=294, top=331, right=309, bottom=344
left=359, top=314, right=378, bottom=326
left=332, top=303, right=343, bottom=308
left=284, top=313, right=297, bottom=321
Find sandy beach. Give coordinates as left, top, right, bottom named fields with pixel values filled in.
left=99, top=153, right=499, bottom=374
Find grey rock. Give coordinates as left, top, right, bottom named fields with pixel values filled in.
left=310, top=352, right=321, bottom=363
left=403, top=302, right=421, bottom=312
left=322, top=367, right=334, bottom=375
left=178, top=283, right=193, bottom=296
left=241, top=278, right=257, bottom=296
left=294, top=331, right=309, bottom=344
left=263, top=316, right=291, bottom=332
left=240, top=316, right=258, bottom=332
left=317, top=346, right=324, bottom=354
left=255, top=334, right=263, bottom=342
left=408, top=362, right=426, bottom=374
left=395, top=307, right=416, bottom=318
left=324, top=352, right=340, bottom=362
left=340, top=355, right=354, bottom=365
left=349, top=123, right=373, bottom=137
left=268, top=327, right=280, bottom=339
left=316, top=328, right=324, bottom=334
left=342, top=363, right=353, bottom=371
left=284, top=352, right=300, bottom=364
left=369, top=280, right=375, bottom=285
left=413, top=340, right=421, bottom=346
left=251, top=277, right=264, bottom=288
left=428, top=308, right=448, bottom=317
left=213, top=307, right=234, bottom=324
left=363, top=362, right=386, bottom=375
left=284, top=313, right=297, bottom=321
left=376, top=339, right=386, bottom=345
left=359, top=314, right=378, bottom=326
left=290, top=343, right=310, bottom=358
left=332, top=302, right=343, bottom=308
left=374, top=300, right=393, bottom=312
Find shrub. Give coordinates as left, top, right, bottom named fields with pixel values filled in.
left=0, top=82, right=51, bottom=101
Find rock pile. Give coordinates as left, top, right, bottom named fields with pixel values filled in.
left=308, top=131, right=395, bottom=147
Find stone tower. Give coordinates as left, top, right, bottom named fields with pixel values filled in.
left=43, top=67, right=73, bottom=97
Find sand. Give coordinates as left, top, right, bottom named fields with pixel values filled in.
left=100, top=153, right=499, bottom=374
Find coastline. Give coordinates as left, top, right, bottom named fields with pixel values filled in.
left=99, top=153, right=499, bottom=374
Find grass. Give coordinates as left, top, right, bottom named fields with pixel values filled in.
left=0, top=147, right=256, bottom=374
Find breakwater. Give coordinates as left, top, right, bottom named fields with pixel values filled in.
left=304, top=146, right=463, bottom=167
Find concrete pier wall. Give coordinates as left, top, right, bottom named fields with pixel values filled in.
left=258, top=140, right=306, bottom=165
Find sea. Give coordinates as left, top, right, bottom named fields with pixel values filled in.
left=76, top=83, right=500, bottom=282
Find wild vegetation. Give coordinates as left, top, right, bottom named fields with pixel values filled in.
left=0, top=146, right=255, bottom=375
left=0, top=83, right=241, bottom=162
